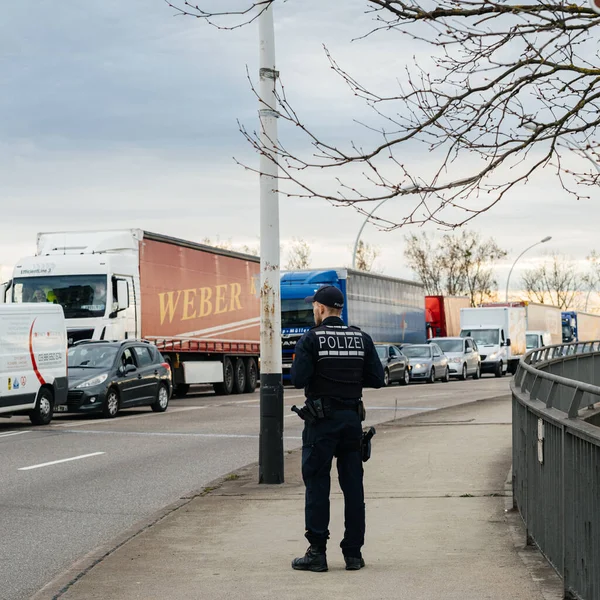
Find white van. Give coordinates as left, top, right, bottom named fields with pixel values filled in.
left=0, top=304, right=67, bottom=425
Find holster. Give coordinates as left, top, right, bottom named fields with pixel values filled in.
left=361, top=426, right=376, bottom=462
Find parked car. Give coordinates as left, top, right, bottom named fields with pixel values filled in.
left=403, top=343, right=449, bottom=383
left=375, top=344, right=411, bottom=386
left=429, top=337, right=481, bottom=380
left=60, top=340, right=172, bottom=418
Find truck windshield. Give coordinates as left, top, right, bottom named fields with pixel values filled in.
left=433, top=339, right=463, bottom=353
left=526, top=334, right=540, bottom=350
left=13, top=275, right=108, bottom=319
left=562, top=324, right=572, bottom=342
left=460, top=329, right=499, bottom=346
left=281, top=299, right=315, bottom=329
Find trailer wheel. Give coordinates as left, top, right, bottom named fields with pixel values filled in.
left=244, top=358, right=258, bottom=393
left=29, top=387, right=54, bottom=426
left=233, top=358, right=247, bottom=394
left=214, top=357, right=234, bottom=396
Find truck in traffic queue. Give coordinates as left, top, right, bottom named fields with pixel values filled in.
left=0, top=304, right=68, bottom=425
left=280, top=268, right=427, bottom=381
left=459, top=306, right=526, bottom=376
left=561, top=310, right=600, bottom=343
left=480, top=301, right=562, bottom=351
left=425, top=295, right=471, bottom=338
left=1, top=230, right=260, bottom=397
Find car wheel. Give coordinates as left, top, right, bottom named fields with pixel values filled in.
left=427, top=367, right=435, bottom=384
left=443, top=367, right=450, bottom=383
left=214, top=357, right=234, bottom=395
left=383, top=368, right=390, bottom=387
left=460, top=364, right=467, bottom=381
left=233, top=358, right=247, bottom=394
left=29, top=388, right=54, bottom=426
left=151, top=383, right=170, bottom=413
left=400, top=367, right=410, bottom=386
left=244, top=358, right=258, bottom=393
left=174, top=384, right=190, bottom=398
left=473, top=364, right=481, bottom=380
left=494, top=362, right=504, bottom=378
left=103, top=388, right=120, bottom=418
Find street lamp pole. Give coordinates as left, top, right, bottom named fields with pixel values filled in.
left=351, top=186, right=417, bottom=269
left=351, top=199, right=387, bottom=269
left=258, top=2, right=284, bottom=484
left=505, top=236, right=552, bottom=302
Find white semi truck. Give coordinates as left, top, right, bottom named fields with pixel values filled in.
left=459, top=306, right=527, bottom=376
left=1, top=230, right=261, bottom=397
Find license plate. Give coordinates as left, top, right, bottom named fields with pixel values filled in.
left=55, top=405, right=69, bottom=413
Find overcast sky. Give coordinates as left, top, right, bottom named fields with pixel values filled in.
left=2, top=1, right=599, bottom=300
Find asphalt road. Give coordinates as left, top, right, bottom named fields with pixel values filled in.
left=0, top=375, right=510, bottom=600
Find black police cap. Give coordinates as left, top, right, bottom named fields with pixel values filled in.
left=304, top=285, right=344, bottom=309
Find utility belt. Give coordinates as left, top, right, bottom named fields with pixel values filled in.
left=291, top=399, right=375, bottom=462
left=291, top=398, right=365, bottom=422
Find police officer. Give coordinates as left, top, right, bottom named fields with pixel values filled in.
left=290, top=285, right=385, bottom=572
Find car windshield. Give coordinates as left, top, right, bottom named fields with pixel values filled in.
left=281, top=298, right=315, bottom=328
left=433, top=339, right=464, bottom=353
left=526, top=334, right=540, bottom=350
left=68, top=345, right=118, bottom=369
left=461, top=329, right=499, bottom=346
left=376, top=346, right=387, bottom=359
left=403, top=346, right=431, bottom=358
left=13, top=275, right=109, bottom=319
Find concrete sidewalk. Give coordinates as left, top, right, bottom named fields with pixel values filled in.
left=37, top=396, right=562, bottom=600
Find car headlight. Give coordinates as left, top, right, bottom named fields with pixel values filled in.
left=77, top=373, right=109, bottom=388
left=451, top=357, right=462, bottom=363
left=413, top=363, right=422, bottom=369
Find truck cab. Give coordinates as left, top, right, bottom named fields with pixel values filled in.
left=6, top=231, right=139, bottom=345
left=280, top=270, right=346, bottom=381
left=526, top=330, right=552, bottom=351
left=561, top=311, right=577, bottom=343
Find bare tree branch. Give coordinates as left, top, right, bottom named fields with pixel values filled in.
left=170, top=0, right=600, bottom=228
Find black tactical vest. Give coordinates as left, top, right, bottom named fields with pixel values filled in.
left=306, top=323, right=366, bottom=400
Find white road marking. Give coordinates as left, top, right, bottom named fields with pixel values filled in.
left=18, top=452, right=105, bottom=471
left=0, top=430, right=32, bottom=438
left=60, top=430, right=302, bottom=440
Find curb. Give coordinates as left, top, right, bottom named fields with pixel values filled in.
left=30, top=462, right=258, bottom=600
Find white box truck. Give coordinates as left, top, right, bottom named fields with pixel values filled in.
left=0, top=304, right=67, bottom=425
left=481, top=301, right=562, bottom=350
left=459, top=306, right=526, bottom=376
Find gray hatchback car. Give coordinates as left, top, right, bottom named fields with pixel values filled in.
left=402, top=343, right=449, bottom=383
left=429, top=337, right=481, bottom=380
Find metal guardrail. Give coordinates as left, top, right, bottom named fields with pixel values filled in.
left=512, top=341, right=600, bottom=600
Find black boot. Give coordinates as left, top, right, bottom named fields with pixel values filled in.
left=344, top=556, right=365, bottom=571
left=291, top=546, right=328, bottom=572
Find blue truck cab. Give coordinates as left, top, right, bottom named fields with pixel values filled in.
left=280, top=268, right=426, bottom=381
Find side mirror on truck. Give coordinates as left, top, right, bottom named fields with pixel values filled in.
left=0, top=280, right=12, bottom=303
left=505, top=338, right=512, bottom=347
left=110, top=278, right=130, bottom=318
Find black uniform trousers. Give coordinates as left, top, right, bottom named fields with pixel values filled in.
left=301, top=407, right=364, bottom=557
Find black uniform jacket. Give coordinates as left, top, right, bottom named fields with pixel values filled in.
left=290, top=316, right=385, bottom=399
